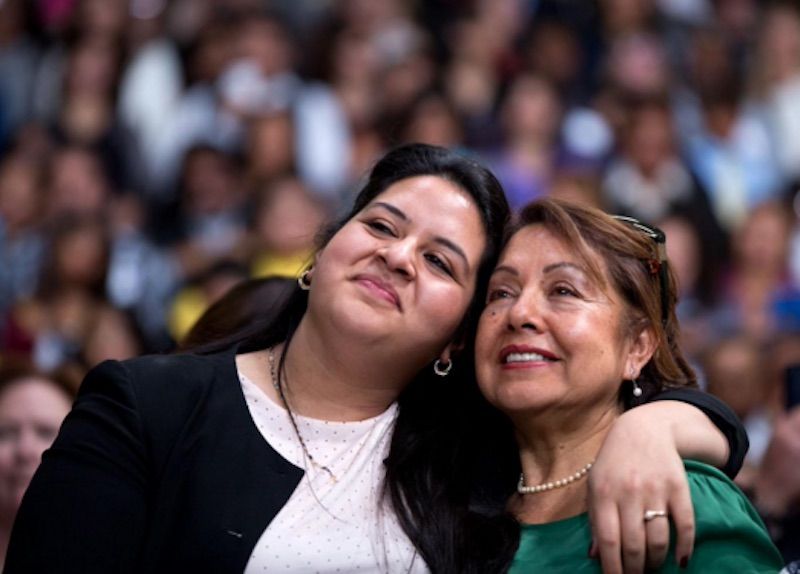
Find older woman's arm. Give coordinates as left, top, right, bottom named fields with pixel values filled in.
left=589, top=390, right=747, bottom=574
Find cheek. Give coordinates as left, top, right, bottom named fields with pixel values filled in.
left=0, top=444, right=14, bottom=471
left=562, top=316, right=610, bottom=354
left=475, top=311, right=502, bottom=365
left=423, top=285, right=473, bottom=333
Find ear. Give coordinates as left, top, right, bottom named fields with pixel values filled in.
left=304, top=253, right=321, bottom=277
left=624, top=326, right=658, bottom=379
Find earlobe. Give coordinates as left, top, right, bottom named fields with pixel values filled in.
left=438, top=345, right=453, bottom=365
left=434, top=345, right=456, bottom=377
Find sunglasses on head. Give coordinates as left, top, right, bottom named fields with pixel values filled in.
left=611, top=215, right=669, bottom=326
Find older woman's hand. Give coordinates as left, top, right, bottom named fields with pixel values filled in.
left=587, top=401, right=729, bottom=573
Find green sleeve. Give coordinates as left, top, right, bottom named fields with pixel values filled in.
left=508, top=461, right=785, bottom=573
left=666, top=460, right=785, bottom=573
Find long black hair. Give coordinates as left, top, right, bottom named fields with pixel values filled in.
left=185, top=143, right=519, bottom=572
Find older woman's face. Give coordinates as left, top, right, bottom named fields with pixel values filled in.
left=475, top=225, right=638, bottom=417
left=0, top=378, right=71, bottom=518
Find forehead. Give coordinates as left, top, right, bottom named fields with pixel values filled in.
left=500, top=225, right=608, bottom=282
left=373, top=175, right=478, bottom=214
left=501, top=225, right=576, bottom=265
left=0, top=380, right=71, bottom=417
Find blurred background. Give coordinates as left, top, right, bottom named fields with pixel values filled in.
left=0, top=0, right=799, bottom=562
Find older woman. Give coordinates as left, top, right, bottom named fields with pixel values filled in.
left=476, top=198, right=784, bottom=573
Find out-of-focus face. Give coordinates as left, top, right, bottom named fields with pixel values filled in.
left=255, top=178, right=327, bottom=255
left=183, top=150, right=240, bottom=215
left=0, top=378, right=71, bottom=519
left=627, top=107, right=674, bottom=175
left=308, top=175, right=486, bottom=372
left=247, top=115, right=294, bottom=179
left=476, top=225, right=645, bottom=420
left=502, top=75, right=561, bottom=141
left=735, top=203, right=790, bottom=272
left=48, top=149, right=108, bottom=218
left=54, top=223, right=107, bottom=287
left=404, top=96, right=463, bottom=148
left=0, top=160, right=40, bottom=230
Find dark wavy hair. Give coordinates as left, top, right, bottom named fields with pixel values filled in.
left=185, top=143, right=516, bottom=572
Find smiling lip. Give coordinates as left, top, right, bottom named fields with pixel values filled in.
left=354, top=274, right=401, bottom=310
left=499, top=344, right=559, bottom=369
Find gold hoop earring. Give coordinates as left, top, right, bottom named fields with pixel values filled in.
left=298, top=269, right=312, bottom=291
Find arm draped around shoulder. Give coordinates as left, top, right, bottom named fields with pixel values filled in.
left=649, top=387, right=749, bottom=478
left=5, top=360, right=150, bottom=573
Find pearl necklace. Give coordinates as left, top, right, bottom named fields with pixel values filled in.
left=517, top=461, right=594, bottom=495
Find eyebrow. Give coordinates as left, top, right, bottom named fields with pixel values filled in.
left=369, top=201, right=471, bottom=272
left=491, top=261, right=586, bottom=277
left=371, top=201, right=407, bottom=221
left=543, top=262, right=586, bottom=275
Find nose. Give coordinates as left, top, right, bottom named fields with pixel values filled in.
left=379, top=238, right=416, bottom=279
left=506, top=291, right=541, bottom=332
left=15, top=429, right=43, bottom=466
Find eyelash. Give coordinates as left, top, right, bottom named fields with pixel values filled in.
left=486, top=287, right=513, bottom=303
left=366, top=220, right=396, bottom=236
left=425, top=253, right=453, bottom=276
left=552, top=284, right=579, bottom=297
left=485, top=284, right=579, bottom=303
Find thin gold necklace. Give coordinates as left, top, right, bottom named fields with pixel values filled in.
left=517, top=461, right=594, bottom=494
left=268, top=346, right=338, bottom=483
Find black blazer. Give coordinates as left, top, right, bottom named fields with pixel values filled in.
left=4, top=347, right=747, bottom=573
left=5, top=347, right=303, bottom=573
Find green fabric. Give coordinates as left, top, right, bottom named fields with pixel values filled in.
left=509, top=460, right=785, bottom=573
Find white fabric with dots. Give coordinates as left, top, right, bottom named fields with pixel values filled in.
left=239, top=372, right=429, bottom=574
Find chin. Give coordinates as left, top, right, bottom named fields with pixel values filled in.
left=324, top=302, right=398, bottom=340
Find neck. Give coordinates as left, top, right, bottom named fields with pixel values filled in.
left=279, top=317, right=412, bottom=421
left=511, top=404, right=621, bottom=524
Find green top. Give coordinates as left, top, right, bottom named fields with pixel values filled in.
left=509, top=460, right=784, bottom=573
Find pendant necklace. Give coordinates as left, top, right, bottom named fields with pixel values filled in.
left=268, top=346, right=338, bottom=483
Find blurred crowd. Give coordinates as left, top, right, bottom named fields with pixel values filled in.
left=1, top=0, right=800, bottom=563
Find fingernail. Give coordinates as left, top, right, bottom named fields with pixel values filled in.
left=680, top=556, right=689, bottom=569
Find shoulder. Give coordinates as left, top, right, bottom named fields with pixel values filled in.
left=683, top=460, right=756, bottom=516
left=682, top=460, right=785, bottom=569
left=85, top=348, right=235, bottom=395
left=79, top=347, right=240, bottom=427
left=683, top=460, right=769, bottom=543
left=119, top=348, right=233, bottom=380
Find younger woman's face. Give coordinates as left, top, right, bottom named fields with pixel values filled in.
left=308, top=175, right=487, bottom=371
